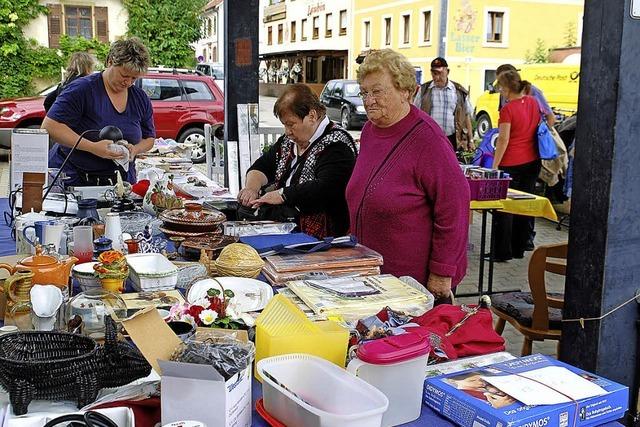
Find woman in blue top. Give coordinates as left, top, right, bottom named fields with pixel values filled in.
left=42, top=37, right=156, bottom=186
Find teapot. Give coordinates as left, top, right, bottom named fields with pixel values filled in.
left=0, top=245, right=78, bottom=293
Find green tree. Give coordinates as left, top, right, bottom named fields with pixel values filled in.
left=564, top=22, right=577, bottom=47
left=0, top=0, right=49, bottom=98
left=525, top=39, right=550, bottom=64
left=124, top=0, right=208, bottom=67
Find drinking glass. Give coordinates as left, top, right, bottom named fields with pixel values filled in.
left=73, top=226, right=94, bottom=263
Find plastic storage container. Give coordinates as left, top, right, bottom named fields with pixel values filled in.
left=126, top=253, right=178, bottom=291
left=467, top=177, right=511, bottom=201
left=255, top=295, right=349, bottom=381
left=258, top=354, right=389, bottom=427
left=347, top=332, right=430, bottom=426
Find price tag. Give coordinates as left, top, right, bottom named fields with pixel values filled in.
left=632, top=0, right=640, bottom=19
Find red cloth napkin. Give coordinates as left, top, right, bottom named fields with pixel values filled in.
left=131, top=180, right=150, bottom=197
left=410, top=304, right=505, bottom=359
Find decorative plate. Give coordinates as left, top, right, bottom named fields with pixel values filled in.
left=119, top=211, right=154, bottom=234
left=159, top=206, right=226, bottom=227
left=181, top=235, right=239, bottom=261
left=186, top=276, right=274, bottom=313
left=159, top=225, right=222, bottom=238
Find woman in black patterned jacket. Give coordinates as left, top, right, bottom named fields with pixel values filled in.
left=237, top=84, right=357, bottom=238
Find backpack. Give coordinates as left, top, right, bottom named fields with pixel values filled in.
left=472, top=128, right=499, bottom=168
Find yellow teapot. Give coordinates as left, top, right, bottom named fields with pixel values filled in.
left=0, top=245, right=78, bottom=291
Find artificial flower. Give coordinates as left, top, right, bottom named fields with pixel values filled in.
left=198, top=309, right=218, bottom=326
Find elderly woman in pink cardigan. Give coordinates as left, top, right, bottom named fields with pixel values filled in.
left=346, top=49, right=470, bottom=304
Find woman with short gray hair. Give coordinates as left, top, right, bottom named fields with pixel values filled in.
left=346, top=49, right=470, bottom=304
left=42, top=37, right=155, bottom=186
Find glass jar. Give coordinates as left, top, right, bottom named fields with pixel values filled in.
left=67, top=289, right=127, bottom=339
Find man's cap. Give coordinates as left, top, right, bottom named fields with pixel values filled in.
left=431, top=57, right=448, bottom=69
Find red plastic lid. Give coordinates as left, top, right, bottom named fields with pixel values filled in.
left=256, top=398, right=287, bottom=427
left=356, top=332, right=430, bottom=365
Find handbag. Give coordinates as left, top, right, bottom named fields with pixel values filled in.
left=537, top=119, right=559, bottom=160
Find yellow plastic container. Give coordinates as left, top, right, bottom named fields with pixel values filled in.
left=255, top=295, right=349, bottom=381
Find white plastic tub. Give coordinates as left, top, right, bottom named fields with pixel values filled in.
left=257, top=354, right=389, bottom=427
left=126, top=253, right=178, bottom=291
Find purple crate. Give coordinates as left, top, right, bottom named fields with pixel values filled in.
left=467, top=178, right=511, bottom=201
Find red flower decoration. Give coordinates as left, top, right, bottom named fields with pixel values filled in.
left=189, top=305, right=205, bottom=322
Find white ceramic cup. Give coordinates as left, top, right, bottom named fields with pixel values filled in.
left=43, top=223, right=65, bottom=252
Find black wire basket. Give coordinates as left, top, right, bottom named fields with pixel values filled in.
left=0, top=316, right=151, bottom=415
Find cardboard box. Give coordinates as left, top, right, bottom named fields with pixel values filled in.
left=122, top=308, right=252, bottom=427
left=424, top=354, right=628, bottom=427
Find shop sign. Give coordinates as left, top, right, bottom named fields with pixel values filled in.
left=307, top=2, right=325, bottom=17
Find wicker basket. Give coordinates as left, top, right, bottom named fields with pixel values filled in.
left=0, top=316, right=151, bottom=415
left=467, top=178, right=511, bottom=201
left=214, top=259, right=264, bottom=278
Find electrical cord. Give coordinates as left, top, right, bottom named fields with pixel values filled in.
left=43, top=410, right=118, bottom=427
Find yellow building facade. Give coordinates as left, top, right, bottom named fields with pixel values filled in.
left=350, top=0, right=583, bottom=106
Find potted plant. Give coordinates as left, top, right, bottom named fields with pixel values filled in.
left=168, top=287, right=246, bottom=330
left=93, top=250, right=129, bottom=293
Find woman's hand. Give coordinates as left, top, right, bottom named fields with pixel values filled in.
left=88, top=139, right=126, bottom=159
left=125, top=142, right=138, bottom=159
left=237, top=188, right=260, bottom=206
left=427, top=273, right=452, bottom=301
left=251, top=190, right=284, bottom=208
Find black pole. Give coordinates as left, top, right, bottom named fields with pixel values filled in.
left=561, top=0, right=640, bottom=422
left=224, top=0, right=259, bottom=189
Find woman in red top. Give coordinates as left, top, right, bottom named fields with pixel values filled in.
left=492, top=70, right=541, bottom=261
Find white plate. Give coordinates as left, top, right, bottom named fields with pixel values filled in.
left=187, top=277, right=273, bottom=313
left=72, top=261, right=98, bottom=276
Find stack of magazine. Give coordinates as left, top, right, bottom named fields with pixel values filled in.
left=262, top=244, right=383, bottom=286
left=285, top=274, right=433, bottom=320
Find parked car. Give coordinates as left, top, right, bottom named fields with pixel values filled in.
left=0, top=70, right=224, bottom=163
left=319, top=79, right=367, bottom=130
left=196, top=63, right=225, bottom=80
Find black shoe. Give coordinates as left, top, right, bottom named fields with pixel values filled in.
left=525, top=242, right=535, bottom=251
left=513, top=252, right=525, bottom=259
left=494, top=256, right=512, bottom=262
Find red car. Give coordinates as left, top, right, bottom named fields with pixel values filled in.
left=0, top=70, right=224, bottom=163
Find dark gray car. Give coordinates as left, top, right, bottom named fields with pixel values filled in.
left=319, top=79, right=367, bottom=130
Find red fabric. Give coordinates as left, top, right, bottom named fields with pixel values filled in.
left=498, top=95, right=540, bottom=167
left=410, top=304, right=505, bottom=359
left=131, top=179, right=150, bottom=197
left=92, top=397, right=161, bottom=427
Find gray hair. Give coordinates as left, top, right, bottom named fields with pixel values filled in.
left=106, top=37, right=150, bottom=74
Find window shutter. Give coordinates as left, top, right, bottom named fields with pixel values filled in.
left=47, top=4, right=62, bottom=48
left=95, top=6, right=109, bottom=43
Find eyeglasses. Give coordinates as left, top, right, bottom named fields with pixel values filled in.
left=358, top=87, right=388, bottom=101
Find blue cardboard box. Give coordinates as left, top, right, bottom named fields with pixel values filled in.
left=424, top=354, right=628, bottom=427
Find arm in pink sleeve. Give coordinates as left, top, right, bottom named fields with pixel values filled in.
left=418, top=130, right=470, bottom=278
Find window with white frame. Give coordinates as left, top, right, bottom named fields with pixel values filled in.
left=364, top=20, right=371, bottom=48
left=339, top=10, right=347, bottom=36
left=267, top=26, right=273, bottom=45
left=313, top=16, right=319, bottom=39
left=486, top=11, right=505, bottom=43
left=325, top=13, right=332, bottom=37
left=278, top=23, right=283, bottom=44
left=301, top=18, right=307, bottom=41
left=401, top=14, right=411, bottom=45
left=384, top=17, right=391, bottom=46
left=421, top=10, right=431, bottom=43
left=291, top=21, right=296, bottom=42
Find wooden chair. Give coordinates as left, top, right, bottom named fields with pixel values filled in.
left=491, top=242, right=567, bottom=356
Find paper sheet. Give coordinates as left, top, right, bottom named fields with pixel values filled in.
left=482, top=366, right=607, bottom=406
